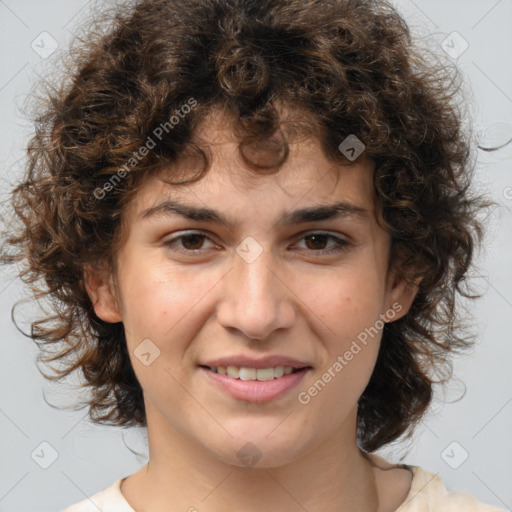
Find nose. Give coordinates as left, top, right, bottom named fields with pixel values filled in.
left=216, top=248, right=296, bottom=341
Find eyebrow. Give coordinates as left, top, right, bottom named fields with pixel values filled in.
left=140, top=199, right=369, bottom=227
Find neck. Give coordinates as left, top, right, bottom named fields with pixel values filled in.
left=123, top=407, right=380, bottom=512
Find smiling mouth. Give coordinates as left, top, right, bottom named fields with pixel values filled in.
left=199, top=365, right=309, bottom=381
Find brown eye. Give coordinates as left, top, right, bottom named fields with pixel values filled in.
left=179, top=234, right=207, bottom=251
left=294, top=232, right=350, bottom=255
left=163, top=232, right=217, bottom=254
left=303, top=234, right=330, bottom=250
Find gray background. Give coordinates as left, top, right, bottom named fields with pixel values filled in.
left=0, top=1, right=511, bottom=511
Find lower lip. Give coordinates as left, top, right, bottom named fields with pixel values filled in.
left=200, top=366, right=310, bottom=402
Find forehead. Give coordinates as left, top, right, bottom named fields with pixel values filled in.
left=124, top=108, right=376, bottom=222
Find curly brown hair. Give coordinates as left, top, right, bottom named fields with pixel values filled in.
left=2, top=0, right=485, bottom=452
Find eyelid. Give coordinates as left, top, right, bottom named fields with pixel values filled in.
left=162, top=230, right=220, bottom=252
left=291, top=231, right=350, bottom=255
left=162, top=229, right=352, bottom=256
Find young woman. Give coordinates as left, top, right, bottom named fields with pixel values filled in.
left=3, top=0, right=504, bottom=510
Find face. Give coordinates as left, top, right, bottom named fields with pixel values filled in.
left=85, top=110, right=416, bottom=469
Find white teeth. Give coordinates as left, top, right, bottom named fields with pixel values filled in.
left=255, top=368, right=274, bottom=381
left=226, top=366, right=240, bottom=379
left=273, top=366, right=285, bottom=378
left=211, top=365, right=297, bottom=380
left=239, top=367, right=257, bottom=380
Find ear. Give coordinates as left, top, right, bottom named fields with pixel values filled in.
left=383, top=272, right=421, bottom=323
left=83, top=263, right=122, bottom=323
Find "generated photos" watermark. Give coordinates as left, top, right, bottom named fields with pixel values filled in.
left=92, top=97, right=198, bottom=201
left=298, top=302, right=403, bottom=405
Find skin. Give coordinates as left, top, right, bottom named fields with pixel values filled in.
left=85, top=108, right=418, bottom=512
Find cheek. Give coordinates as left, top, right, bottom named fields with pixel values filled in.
left=303, top=267, right=386, bottom=338
left=295, top=264, right=386, bottom=401
left=118, top=258, right=226, bottom=373
left=117, top=258, right=193, bottom=344
left=300, top=275, right=384, bottom=411
left=118, top=266, right=202, bottom=398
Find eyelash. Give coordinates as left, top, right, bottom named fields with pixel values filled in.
left=163, top=231, right=350, bottom=256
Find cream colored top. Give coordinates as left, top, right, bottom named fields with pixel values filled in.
left=62, top=464, right=506, bottom=512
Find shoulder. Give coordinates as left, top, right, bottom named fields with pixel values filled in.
left=397, top=465, right=506, bottom=512
left=61, top=478, right=134, bottom=512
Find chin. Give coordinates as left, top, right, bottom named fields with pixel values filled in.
left=203, top=429, right=310, bottom=469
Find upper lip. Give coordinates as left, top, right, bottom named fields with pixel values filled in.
left=200, top=355, right=312, bottom=369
